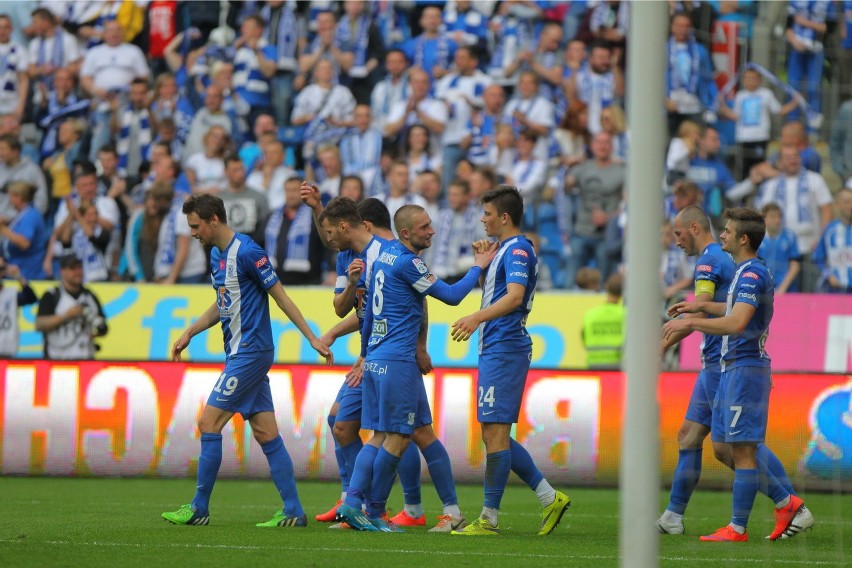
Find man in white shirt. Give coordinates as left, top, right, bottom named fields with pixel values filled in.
left=435, top=45, right=493, bottom=193
left=384, top=67, right=447, bottom=151
left=0, top=15, right=29, bottom=122
left=246, top=140, right=296, bottom=211
left=380, top=161, right=427, bottom=234
left=502, top=71, right=555, bottom=161
left=370, top=49, right=409, bottom=134
left=79, top=20, right=150, bottom=161
left=736, top=146, right=833, bottom=255
left=27, top=7, right=82, bottom=91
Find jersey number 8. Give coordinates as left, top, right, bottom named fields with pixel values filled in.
left=372, top=270, right=385, bottom=315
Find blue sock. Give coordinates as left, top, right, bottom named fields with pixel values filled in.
left=757, top=444, right=795, bottom=501
left=328, top=415, right=347, bottom=491
left=261, top=436, right=304, bottom=517
left=340, top=439, right=364, bottom=494
left=731, top=468, right=759, bottom=529
left=368, top=446, right=402, bottom=518
left=192, top=432, right=222, bottom=514
left=344, top=444, right=378, bottom=509
left=666, top=448, right=703, bottom=515
left=484, top=450, right=512, bottom=510
left=398, top=442, right=422, bottom=505
left=509, top=439, right=544, bottom=490
left=422, top=440, right=458, bottom=506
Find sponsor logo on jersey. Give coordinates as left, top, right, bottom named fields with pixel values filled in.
left=372, top=318, right=388, bottom=337
left=742, top=271, right=759, bottom=279
left=738, top=292, right=757, bottom=302
left=219, top=260, right=226, bottom=270
left=262, top=273, right=276, bottom=284
left=413, top=258, right=428, bottom=274
left=255, top=256, right=269, bottom=268
left=378, top=252, right=398, bottom=265
left=696, top=264, right=713, bottom=272
left=513, top=248, right=529, bottom=257
left=510, top=271, right=528, bottom=278
left=741, top=283, right=756, bottom=289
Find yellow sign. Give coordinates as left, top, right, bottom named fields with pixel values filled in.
left=16, top=283, right=606, bottom=368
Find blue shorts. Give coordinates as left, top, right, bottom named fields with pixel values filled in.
left=684, top=366, right=722, bottom=427
left=335, top=382, right=362, bottom=423
left=477, top=350, right=531, bottom=423
left=710, top=366, right=771, bottom=444
left=361, top=359, right=432, bottom=435
left=206, top=350, right=275, bottom=419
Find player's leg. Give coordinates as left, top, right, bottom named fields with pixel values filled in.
left=506, top=438, right=568, bottom=535
left=319, top=384, right=366, bottom=522
left=659, top=368, right=718, bottom=534
left=251, top=409, right=308, bottom=527
left=391, top=442, right=425, bottom=525
left=698, top=441, right=758, bottom=542
left=410, top=423, right=466, bottom=531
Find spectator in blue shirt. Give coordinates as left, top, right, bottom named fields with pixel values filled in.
left=686, top=125, right=735, bottom=222
left=758, top=203, right=802, bottom=294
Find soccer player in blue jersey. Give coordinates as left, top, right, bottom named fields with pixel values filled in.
left=161, top=194, right=333, bottom=527
left=664, top=208, right=814, bottom=542
left=336, top=204, right=496, bottom=532
left=448, top=185, right=570, bottom=536
left=305, top=192, right=469, bottom=531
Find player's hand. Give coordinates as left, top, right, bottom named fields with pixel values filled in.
left=667, top=301, right=703, bottom=318
left=473, top=241, right=498, bottom=269
left=471, top=239, right=491, bottom=254
left=451, top=313, right=480, bottom=342
left=662, top=318, right=691, bottom=343
left=171, top=331, right=191, bottom=361
left=345, top=356, right=364, bottom=387
left=347, top=259, right=364, bottom=285
left=311, top=337, right=334, bottom=366
left=300, top=181, right=322, bottom=210
left=318, top=330, right=337, bottom=348
left=415, top=347, right=433, bottom=374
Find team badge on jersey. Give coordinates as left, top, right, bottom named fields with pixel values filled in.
left=412, top=258, right=428, bottom=274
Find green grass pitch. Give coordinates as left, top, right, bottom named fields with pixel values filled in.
left=0, top=478, right=848, bottom=567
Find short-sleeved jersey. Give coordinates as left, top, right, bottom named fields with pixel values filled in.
left=720, top=258, right=774, bottom=370
left=366, top=240, right=439, bottom=361
left=210, top=233, right=279, bottom=357
left=694, top=242, right=736, bottom=369
left=334, top=235, right=389, bottom=322
left=479, top=236, right=537, bottom=354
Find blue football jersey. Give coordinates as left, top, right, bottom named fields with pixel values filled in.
left=479, top=236, right=537, bottom=354
left=720, top=258, right=774, bottom=369
left=693, top=242, right=736, bottom=369
left=365, top=240, right=440, bottom=361
left=334, top=235, right=389, bottom=322
left=210, top=233, right=279, bottom=356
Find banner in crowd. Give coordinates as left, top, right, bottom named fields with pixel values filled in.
left=680, top=294, right=852, bottom=373
left=1, top=361, right=848, bottom=485
left=14, top=283, right=606, bottom=370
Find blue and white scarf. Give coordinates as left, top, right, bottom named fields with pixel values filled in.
left=38, top=93, right=89, bottom=159
left=773, top=168, right=812, bottom=224
left=576, top=62, right=615, bottom=108
left=261, top=1, right=299, bottom=72
left=716, top=62, right=823, bottom=130
left=156, top=197, right=183, bottom=277
left=116, top=105, right=152, bottom=176
left=283, top=205, right=314, bottom=273
left=335, top=15, right=371, bottom=68
left=789, top=0, right=832, bottom=47
left=36, top=28, right=65, bottom=88
left=668, top=36, right=701, bottom=95
left=71, top=227, right=109, bottom=283
left=414, top=34, right=451, bottom=71
left=341, top=127, right=382, bottom=174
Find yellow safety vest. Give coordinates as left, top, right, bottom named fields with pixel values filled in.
left=582, top=302, right=626, bottom=368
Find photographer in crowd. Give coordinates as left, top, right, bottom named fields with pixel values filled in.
left=35, top=253, right=108, bottom=360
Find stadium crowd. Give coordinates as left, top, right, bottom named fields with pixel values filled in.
left=0, top=0, right=849, bottom=296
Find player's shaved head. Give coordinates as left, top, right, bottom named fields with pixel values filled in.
left=676, top=205, right=711, bottom=233
left=394, top=204, right=425, bottom=234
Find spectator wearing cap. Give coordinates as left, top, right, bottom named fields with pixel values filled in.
left=0, top=134, right=49, bottom=220
left=0, top=182, right=48, bottom=280
left=36, top=253, right=108, bottom=360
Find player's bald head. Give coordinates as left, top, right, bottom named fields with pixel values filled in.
left=393, top=204, right=426, bottom=234
left=675, top=205, right=711, bottom=233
